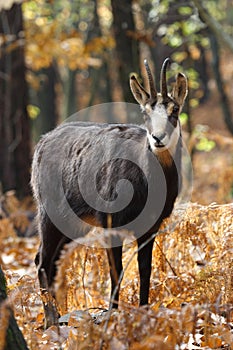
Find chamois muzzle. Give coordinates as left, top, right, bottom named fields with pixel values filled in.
left=152, top=132, right=167, bottom=147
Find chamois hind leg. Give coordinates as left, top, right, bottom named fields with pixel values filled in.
left=137, top=235, right=155, bottom=306
left=107, top=239, right=123, bottom=309
left=35, top=210, right=71, bottom=328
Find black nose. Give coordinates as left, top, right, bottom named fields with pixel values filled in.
left=152, top=133, right=166, bottom=146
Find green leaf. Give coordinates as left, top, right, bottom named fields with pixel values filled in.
left=27, top=104, right=40, bottom=119
left=180, top=112, right=188, bottom=126
left=178, top=6, right=193, bottom=16
left=196, top=137, right=216, bottom=152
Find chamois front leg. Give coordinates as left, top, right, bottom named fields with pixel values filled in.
left=107, top=244, right=123, bottom=309
left=137, top=236, right=155, bottom=306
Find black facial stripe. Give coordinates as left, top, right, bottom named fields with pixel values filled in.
left=167, top=118, right=175, bottom=136
left=169, top=114, right=178, bottom=127
left=150, top=100, right=157, bottom=108
left=168, top=104, right=179, bottom=127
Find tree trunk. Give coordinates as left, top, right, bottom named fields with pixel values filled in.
left=0, top=266, right=29, bottom=350
left=0, top=4, right=31, bottom=197
left=194, top=0, right=233, bottom=135
left=110, top=0, right=139, bottom=104
left=64, top=68, right=77, bottom=118
left=33, top=63, right=59, bottom=140
left=209, top=33, right=233, bottom=135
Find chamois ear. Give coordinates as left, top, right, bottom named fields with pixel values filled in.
left=130, top=74, right=150, bottom=106
left=172, top=73, right=188, bottom=106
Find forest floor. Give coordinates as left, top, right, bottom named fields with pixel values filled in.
left=0, top=91, right=233, bottom=349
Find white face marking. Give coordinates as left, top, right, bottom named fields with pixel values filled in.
left=144, top=94, right=181, bottom=165
left=145, top=103, right=167, bottom=120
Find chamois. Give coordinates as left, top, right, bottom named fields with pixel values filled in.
left=31, top=58, right=188, bottom=327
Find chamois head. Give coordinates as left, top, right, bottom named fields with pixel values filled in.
left=130, top=58, right=187, bottom=160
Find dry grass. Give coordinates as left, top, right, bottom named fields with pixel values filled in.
left=1, top=197, right=233, bottom=349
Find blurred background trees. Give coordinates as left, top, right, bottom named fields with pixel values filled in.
left=0, top=0, right=233, bottom=198
left=0, top=3, right=31, bottom=197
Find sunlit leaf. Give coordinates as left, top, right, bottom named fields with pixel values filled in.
left=196, top=137, right=216, bottom=152
left=27, top=104, right=40, bottom=119
left=180, top=112, right=188, bottom=126
left=178, top=6, right=193, bottom=16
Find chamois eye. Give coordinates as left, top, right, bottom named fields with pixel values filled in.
left=173, top=105, right=179, bottom=113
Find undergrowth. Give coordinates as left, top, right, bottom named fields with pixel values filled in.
left=0, top=195, right=233, bottom=349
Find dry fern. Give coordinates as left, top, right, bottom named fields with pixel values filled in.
left=1, top=200, right=233, bottom=349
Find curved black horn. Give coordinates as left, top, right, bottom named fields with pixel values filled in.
left=160, top=58, right=171, bottom=99
left=144, top=59, right=157, bottom=99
